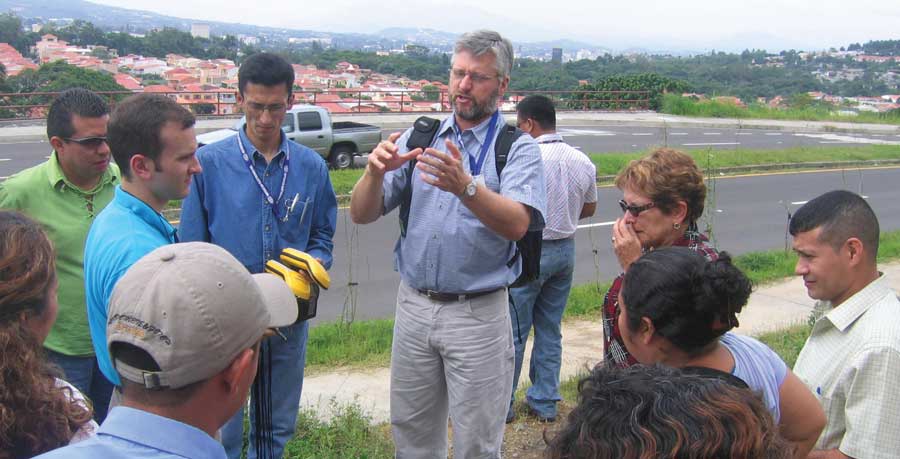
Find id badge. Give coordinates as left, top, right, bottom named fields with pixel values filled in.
left=475, top=175, right=486, bottom=187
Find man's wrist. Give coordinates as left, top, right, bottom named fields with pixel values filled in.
left=458, top=174, right=476, bottom=199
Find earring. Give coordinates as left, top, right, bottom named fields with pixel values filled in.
left=673, top=222, right=681, bottom=230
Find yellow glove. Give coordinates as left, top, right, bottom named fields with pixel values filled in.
left=265, top=260, right=316, bottom=300
left=279, top=248, right=330, bottom=289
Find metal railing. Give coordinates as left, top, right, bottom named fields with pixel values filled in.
left=0, top=89, right=652, bottom=120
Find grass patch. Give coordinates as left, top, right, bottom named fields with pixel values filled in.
left=590, top=144, right=900, bottom=178
left=330, top=169, right=365, bottom=197
left=733, top=250, right=799, bottom=286
left=564, top=281, right=611, bottom=318
left=757, top=323, right=813, bottom=368
left=285, top=400, right=394, bottom=458
left=305, top=230, right=900, bottom=370
left=306, top=319, right=394, bottom=372
left=660, top=93, right=900, bottom=125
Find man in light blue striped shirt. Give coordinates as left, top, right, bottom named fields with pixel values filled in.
left=350, top=30, right=546, bottom=459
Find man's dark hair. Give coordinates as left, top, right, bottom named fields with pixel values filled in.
left=238, top=53, right=294, bottom=96
left=108, top=94, right=195, bottom=179
left=110, top=342, right=203, bottom=406
left=46, top=88, right=110, bottom=140
left=545, top=364, right=790, bottom=459
left=789, top=190, right=880, bottom=257
left=516, top=94, right=556, bottom=130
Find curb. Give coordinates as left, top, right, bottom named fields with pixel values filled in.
left=161, top=159, right=900, bottom=223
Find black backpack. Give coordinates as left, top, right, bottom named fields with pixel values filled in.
left=398, top=116, right=541, bottom=288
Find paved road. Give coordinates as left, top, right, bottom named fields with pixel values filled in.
left=5, top=125, right=900, bottom=178
left=311, top=166, right=900, bottom=326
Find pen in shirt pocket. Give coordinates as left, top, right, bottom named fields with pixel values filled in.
left=283, top=193, right=311, bottom=225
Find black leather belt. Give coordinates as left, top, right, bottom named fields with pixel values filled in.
left=416, top=288, right=503, bottom=303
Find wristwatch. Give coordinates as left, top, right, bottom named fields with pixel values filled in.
left=461, top=175, right=477, bottom=199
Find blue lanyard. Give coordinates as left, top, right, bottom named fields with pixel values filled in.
left=236, top=135, right=289, bottom=220
left=455, top=110, right=499, bottom=176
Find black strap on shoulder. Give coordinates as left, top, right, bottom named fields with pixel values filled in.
left=399, top=116, right=523, bottom=239
left=494, top=123, right=524, bottom=179
left=399, top=116, right=441, bottom=238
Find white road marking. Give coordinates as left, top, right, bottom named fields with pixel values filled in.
left=736, top=132, right=754, bottom=136
left=793, top=196, right=868, bottom=206
left=0, top=158, right=10, bottom=162
left=703, top=132, right=721, bottom=135
left=797, top=133, right=900, bottom=145
left=682, top=142, right=741, bottom=146
left=765, top=133, right=783, bottom=136
left=578, top=220, right=616, bottom=229
left=559, top=128, right=617, bottom=136
left=632, top=133, right=653, bottom=136
left=670, top=132, right=688, bottom=136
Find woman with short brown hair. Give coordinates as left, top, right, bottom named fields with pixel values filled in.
left=603, top=148, right=718, bottom=367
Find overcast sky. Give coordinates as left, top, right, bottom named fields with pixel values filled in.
left=91, top=0, right=900, bottom=52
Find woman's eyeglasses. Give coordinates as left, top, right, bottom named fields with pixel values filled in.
left=618, top=199, right=655, bottom=216
left=64, top=136, right=108, bottom=148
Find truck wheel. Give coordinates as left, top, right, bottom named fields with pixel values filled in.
left=329, top=146, right=354, bottom=169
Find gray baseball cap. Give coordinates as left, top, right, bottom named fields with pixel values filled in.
left=107, top=242, right=297, bottom=389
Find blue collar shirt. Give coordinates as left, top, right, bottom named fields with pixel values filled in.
left=179, top=127, right=337, bottom=273
left=381, top=112, right=546, bottom=293
left=84, top=186, right=178, bottom=385
left=35, top=406, right=225, bottom=458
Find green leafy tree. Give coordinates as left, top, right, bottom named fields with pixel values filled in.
left=421, top=84, right=440, bottom=101
left=1, top=62, right=127, bottom=118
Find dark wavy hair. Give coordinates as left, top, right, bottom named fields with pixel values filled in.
left=0, top=211, right=93, bottom=458
left=545, top=364, right=790, bottom=459
left=621, top=247, right=752, bottom=355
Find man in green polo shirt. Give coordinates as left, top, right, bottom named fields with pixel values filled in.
left=0, top=88, right=120, bottom=422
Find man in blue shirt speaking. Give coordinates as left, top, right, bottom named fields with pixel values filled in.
left=180, top=52, right=337, bottom=459
left=350, top=30, right=546, bottom=458
left=37, top=242, right=298, bottom=459
left=84, top=94, right=201, bottom=391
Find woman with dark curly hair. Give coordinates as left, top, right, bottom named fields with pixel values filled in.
left=546, top=364, right=791, bottom=459
left=0, top=211, right=96, bottom=458
left=602, top=148, right=718, bottom=367
left=618, top=247, right=825, bottom=459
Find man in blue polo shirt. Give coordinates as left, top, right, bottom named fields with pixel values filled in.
left=37, top=242, right=298, bottom=459
left=84, top=94, right=201, bottom=388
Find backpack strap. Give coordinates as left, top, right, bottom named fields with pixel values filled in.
left=494, top=123, right=524, bottom=179
left=399, top=116, right=441, bottom=238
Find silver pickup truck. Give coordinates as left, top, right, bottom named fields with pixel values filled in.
left=196, top=104, right=382, bottom=169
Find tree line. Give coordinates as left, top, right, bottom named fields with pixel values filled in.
left=0, top=13, right=896, bottom=105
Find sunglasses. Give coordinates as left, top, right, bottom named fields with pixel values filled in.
left=618, top=199, right=655, bottom=216
left=64, top=136, right=108, bottom=148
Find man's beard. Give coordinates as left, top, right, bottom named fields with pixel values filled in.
left=451, top=88, right=500, bottom=123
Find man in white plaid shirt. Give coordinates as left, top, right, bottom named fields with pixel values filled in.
left=791, top=190, right=900, bottom=459
left=506, top=95, right=596, bottom=423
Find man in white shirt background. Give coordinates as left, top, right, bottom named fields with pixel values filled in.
left=507, top=94, right=597, bottom=423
